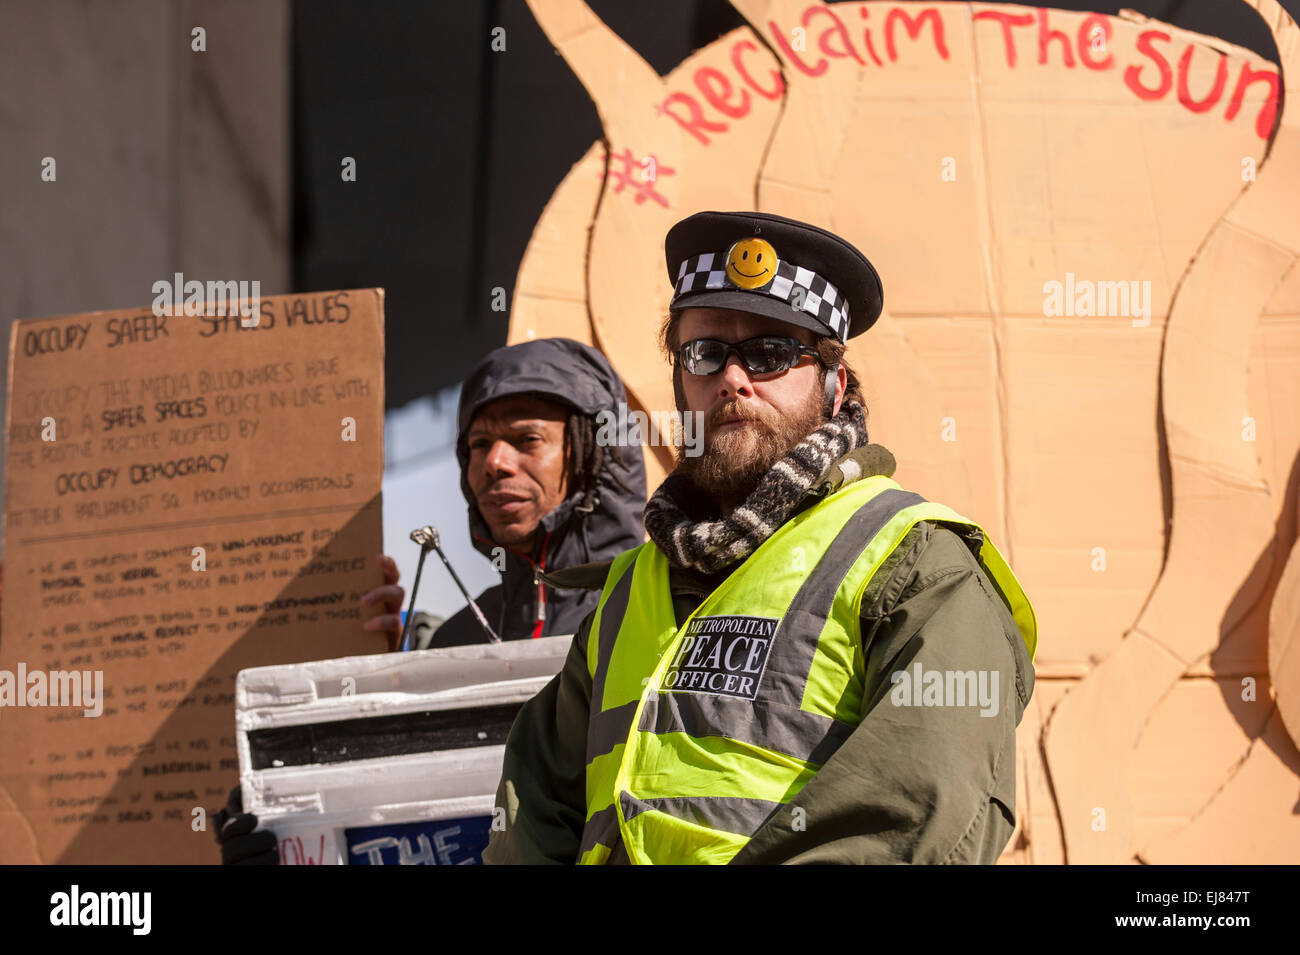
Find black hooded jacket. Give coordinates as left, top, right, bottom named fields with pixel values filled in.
left=422, top=338, right=647, bottom=647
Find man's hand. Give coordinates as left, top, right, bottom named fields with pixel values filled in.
left=362, top=553, right=405, bottom=651
left=214, top=785, right=278, bottom=865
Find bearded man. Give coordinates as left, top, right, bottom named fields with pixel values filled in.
left=483, top=211, right=1038, bottom=865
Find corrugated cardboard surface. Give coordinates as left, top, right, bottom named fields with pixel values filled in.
left=511, top=1, right=1300, bottom=862
left=1, top=288, right=385, bottom=862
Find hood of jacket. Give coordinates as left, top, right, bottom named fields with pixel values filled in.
left=453, top=337, right=647, bottom=638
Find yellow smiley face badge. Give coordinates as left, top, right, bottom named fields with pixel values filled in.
left=725, top=237, right=778, bottom=289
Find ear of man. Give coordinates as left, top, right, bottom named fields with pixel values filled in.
left=814, top=337, right=864, bottom=417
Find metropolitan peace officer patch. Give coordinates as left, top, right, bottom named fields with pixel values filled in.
left=660, top=615, right=777, bottom=701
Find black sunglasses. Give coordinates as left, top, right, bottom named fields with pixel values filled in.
left=677, top=336, right=823, bottom=377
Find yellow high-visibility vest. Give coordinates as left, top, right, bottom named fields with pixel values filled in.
left=577, top=475, right=1036, bottom=865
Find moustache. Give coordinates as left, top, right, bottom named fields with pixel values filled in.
left=708, top=400, right=776, bottom=433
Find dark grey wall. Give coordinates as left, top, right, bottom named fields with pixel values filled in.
left=0, top=0, right=290, bottom=556
left=290, top=0, right=751, bottom=408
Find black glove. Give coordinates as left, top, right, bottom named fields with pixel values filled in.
left=214, top=784, right=279, bottom=865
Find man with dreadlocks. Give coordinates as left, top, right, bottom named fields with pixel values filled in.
left=364, top=337, right=647, bottom=648
left=484, top=211, right=1039, bottom=865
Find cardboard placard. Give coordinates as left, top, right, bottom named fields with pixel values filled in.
left=1, top=288, right=386, bottom=863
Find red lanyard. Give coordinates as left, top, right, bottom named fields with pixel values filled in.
left=530, top=530, right=551, bottom=639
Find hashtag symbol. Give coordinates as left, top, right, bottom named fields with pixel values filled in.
left=600, top=147, right=674, bottom=207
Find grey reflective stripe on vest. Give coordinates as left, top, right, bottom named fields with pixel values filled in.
left=606, top=838, right=631, bottom=864
left=588, top=701, right=637, bottom=761
left=760, top=487, right=926, bottom=710
left=619, top=791, right=783, bottom=836
left=586, top=565, right=635, bottom=763
left=637, top=689, right=855, bottom=765
left=579, top=805, right=619, bottom=859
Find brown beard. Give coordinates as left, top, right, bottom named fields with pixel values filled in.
left=674, top=388, right=826, bottom=512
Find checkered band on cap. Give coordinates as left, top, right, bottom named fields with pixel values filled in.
left=672, top=251, right=851, bottom=342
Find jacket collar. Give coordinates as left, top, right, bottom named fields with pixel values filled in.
left=803, top=444, right=896, bottom=502
left=542, top=444, right=898, bottom=594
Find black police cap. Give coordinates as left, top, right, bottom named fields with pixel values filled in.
left=664, top=210, right=884, bottom=341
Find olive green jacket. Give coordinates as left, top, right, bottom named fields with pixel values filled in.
left=483, top=446, right=1036, bottom=864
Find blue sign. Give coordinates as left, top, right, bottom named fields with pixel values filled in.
left=345, top=815, right=492, bottom=865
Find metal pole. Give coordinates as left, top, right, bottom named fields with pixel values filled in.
left=404, top=526, right=501, bottom=647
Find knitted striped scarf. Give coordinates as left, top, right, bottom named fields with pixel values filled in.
left=644, top=401, right=869, bottom=574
